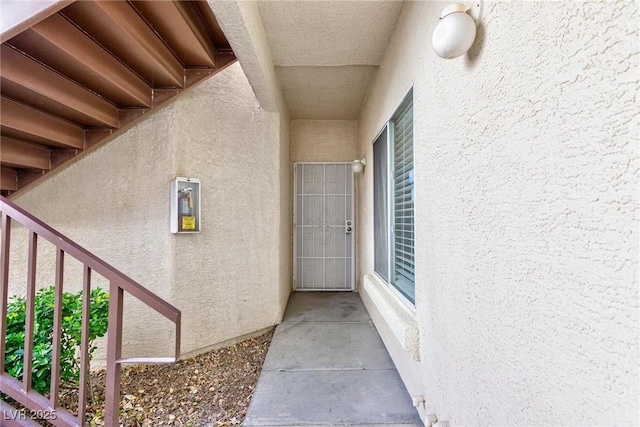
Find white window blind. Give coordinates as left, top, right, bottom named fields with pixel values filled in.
left=391, top=92, right=415, bottom=303
left=372, top=89, right=415, bottom=304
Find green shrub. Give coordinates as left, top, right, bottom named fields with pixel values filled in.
left=4, top=286, right=109, bottom=394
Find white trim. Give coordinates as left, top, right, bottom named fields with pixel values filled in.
left=373, top=271, right=417, bottom=314
left=369, top=87, right=416, bottom=307
left=387, top=121, right=395, bottom=286
left=362, top=273, right=419, bottom=359
left=369, top=84, right=415, bottom=147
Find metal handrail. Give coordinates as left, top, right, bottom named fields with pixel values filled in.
left=0, top=196, right=181, bottom=426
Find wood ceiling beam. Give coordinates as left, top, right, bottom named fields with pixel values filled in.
left=16, top=169, right=47, bottom=191
left=0, top=136, right=51, bottom=170
left=131, top=1, right=216, bottom=68
left=192, top=1, right=232, bottom=50
left=0, top=168, right=18, bottom=191
left=8, top=13, right=152, bottom=108
left=1, top=97, right=84, bottom=149
left=62, top=1, right=184, bottom=87
left=0, top=45, right=119, bottom=128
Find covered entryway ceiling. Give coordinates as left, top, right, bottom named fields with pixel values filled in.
left=257, top=1, right=404, bottom=119
left=0, top=0, right=235, bottom=196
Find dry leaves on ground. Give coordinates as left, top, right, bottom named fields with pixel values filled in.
left=57, top=329, right=273, bottom=427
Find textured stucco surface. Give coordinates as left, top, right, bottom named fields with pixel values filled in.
left=257, top=1, right=403, bottom=67
left=206, top=0, right=292, bottom=317
left=10, top=103, right=178, bottom=359
left=278, top=66, right=377, bottom=119
left=168, top=62, right=290, bottom=354
left=208, top=0, right=284, bottom=113
left=290, top=119, right=357, bottom=162
left=256, top=0, right=403, bottom=119
left=357, top=1, right=639, bottom=425
left=9, top=62, right=292, bottom=360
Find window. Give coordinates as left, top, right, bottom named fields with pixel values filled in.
left=373, top=128, right=389, bottom=282
left=373, top=89, right=415, bottom=304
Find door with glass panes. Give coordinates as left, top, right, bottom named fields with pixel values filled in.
left=294, top=163, right=354, bottom=291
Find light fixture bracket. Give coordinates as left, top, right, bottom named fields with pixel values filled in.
left=467, top=2, right=482, bottom=24
left=439, top=3, right=467, bottom=19
left=439, top=2, right=482, bottom=25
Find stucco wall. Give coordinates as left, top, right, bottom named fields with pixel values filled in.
left=207, top=0, right=293, bottom=314
left=357, top=1, right=639, bottom=425
left=10, top=101, right=178, bottom=358
left=278, top=107, right=293, bottom=313
left=290, top=119, right=357, bottom=162
left=169, top=62, right=290, bottom=355
left=10, top=62, right=291, bottom=360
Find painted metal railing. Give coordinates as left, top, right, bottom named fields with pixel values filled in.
left=0, top=196, right=181, bottom=426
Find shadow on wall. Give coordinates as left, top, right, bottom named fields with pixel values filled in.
left=466, top=22, right=486, bottom=68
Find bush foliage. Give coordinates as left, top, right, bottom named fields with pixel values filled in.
left=4, top=286, right=109, bottom=394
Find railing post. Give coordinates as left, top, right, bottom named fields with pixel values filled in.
left=78, top=265, right=92, bottom=424
left=175, top=311, right=181, bottom=361
left=23, top=231, right=38, bottom=391
left=0, top=213, right=11, bottom=374
left=50, top=248, right=64, bottom=408
left=104, top=281, right=123, bottom=425
left=1, top=197, right=181, bottom=426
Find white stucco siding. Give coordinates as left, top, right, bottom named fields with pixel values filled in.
left=206, top=1, right=293, bottom=317
left=357, top=1, right=638, bottom=425
left=10, top=62, right=291, bottom=360
left=11, top=104, right=178, bottom=359
left=290, top=119, right=358, bottom=162
left=170, top=63, right=287, bottom=354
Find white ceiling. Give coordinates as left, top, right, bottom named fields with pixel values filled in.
left=257, top=1, right=404, bottom=120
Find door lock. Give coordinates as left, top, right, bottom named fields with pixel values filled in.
left=346, top=220, right=353, bottom=234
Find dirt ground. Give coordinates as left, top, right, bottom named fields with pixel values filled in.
left=57, top=329, right=274, bottom=426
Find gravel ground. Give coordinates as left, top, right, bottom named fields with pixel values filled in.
left=58, top=329, right=274, bottom=426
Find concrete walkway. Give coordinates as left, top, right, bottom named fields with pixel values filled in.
left=244, top=292, right=422, bottom=427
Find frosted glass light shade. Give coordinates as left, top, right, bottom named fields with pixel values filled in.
left=352, top=159, right=365, bottom=173
left=432, top=4, right=477, bottom=59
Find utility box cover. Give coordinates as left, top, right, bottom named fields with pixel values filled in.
left=171, top=177, right=201, bottom=233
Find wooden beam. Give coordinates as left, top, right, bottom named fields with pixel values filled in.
left=62, top=1, right=184, bottom=87
left=131, top=1, right=216, bottom=68
left=8, top=14, right=152, bottom=108
left=50, top=149, right=81, bottom=170
left=192, top=1, right=232, bottom=49
left=0, top=136, right=51, bottom=170
left=16, top=169, right=47, bottom=191
left=0, top=168, right=17, bottom=191
left=1, top=97, right=84, bottom=149
left=0, top=45, right=119, bottom=128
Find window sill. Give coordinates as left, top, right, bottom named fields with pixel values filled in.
left=362, top=273, right=420, bottom=361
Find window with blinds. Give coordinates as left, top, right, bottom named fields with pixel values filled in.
left=373, top=128, right=389, bottom=282
left=372, top=89, right=415, bottom=304
left=391, top=91, right=414, bottom=303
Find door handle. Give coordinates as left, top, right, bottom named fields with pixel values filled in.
left=346, top=220, right=353, bottom=234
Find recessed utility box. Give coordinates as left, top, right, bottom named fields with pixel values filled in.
left=170, top=177, right=201, bottom=233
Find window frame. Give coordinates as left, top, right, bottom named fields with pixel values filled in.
left=372, top=87, right=415, bottom=306
left=373, top=125, right=391, bottom=283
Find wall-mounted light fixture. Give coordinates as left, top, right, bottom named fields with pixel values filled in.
left=432, top=3, right=481, bottom=59
left=352, top=159, right=366, bottom=174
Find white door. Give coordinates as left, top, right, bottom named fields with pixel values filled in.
left=294, top=163, right=354, bottom=291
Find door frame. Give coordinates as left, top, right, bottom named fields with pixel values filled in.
left=293, top=162, right=355, bottom=291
